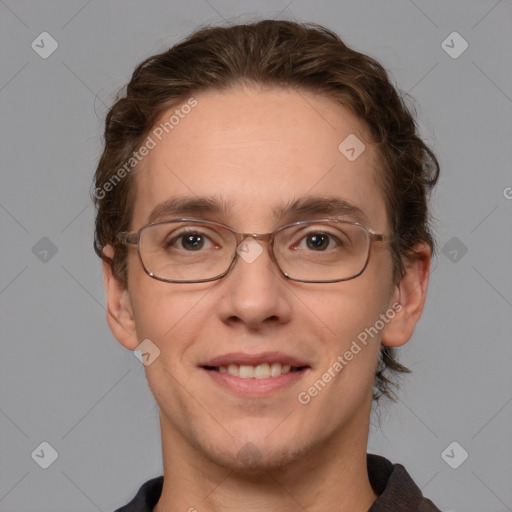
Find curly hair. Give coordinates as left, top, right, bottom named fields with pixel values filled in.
left=93, top=20, right=439, bottom=401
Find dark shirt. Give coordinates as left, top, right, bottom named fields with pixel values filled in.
left=114, top=453, right=441, bottom=512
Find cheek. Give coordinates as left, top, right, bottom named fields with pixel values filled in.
left=126, top=253, right=176, bottom=335
left=305, top=270, right=392, bottom=344
left=301, top=263, right=393, bottom=382
left=128, top=268, right=214, bottom=363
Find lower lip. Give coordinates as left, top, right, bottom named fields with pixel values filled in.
left=202, top=368, right=308, bottom=396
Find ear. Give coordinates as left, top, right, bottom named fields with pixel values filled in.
left=381, top=243, right=431, bottom=348
left=102, top=245, right=139, bottom=351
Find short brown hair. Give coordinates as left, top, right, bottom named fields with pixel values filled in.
left=93, top=20, right=439, bottom=400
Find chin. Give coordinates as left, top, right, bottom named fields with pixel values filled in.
left=192, top=427, right=315, bottom=473
left=208, top=442, right=308, bottom=473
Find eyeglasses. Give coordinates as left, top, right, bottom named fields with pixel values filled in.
left=116, top=218, right=392, bottom=284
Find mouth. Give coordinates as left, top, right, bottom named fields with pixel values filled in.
left=199, top=352, right=310, bottom=396
left=202, top=362, right=308, bottom=379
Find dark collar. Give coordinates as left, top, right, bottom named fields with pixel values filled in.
left=114, top=454, right=440, bottom=511
left=367, top=454, right=440, bottom=511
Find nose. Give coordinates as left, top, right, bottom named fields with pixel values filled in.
left=216, top=237, right=293, bottom=331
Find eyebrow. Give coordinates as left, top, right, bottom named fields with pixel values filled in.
left=147, top=196, right=233, bottom=224
left=146, top=195, right=368, bottom=226
left=274, top=196, right=368, bottom=224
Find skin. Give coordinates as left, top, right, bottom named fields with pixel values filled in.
left=103, top=86, right=431, bottom=512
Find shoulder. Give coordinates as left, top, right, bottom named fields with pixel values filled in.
left=113, top=476, right=163, bottom=512
left=367, top=454, right=441, bottom=512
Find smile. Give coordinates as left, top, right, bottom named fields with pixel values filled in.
left=199, top=352, right=310, bottom=395
left=203, top=362, right=305, bottom=379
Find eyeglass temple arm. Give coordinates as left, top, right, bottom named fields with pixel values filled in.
left=116, top=232, right=139, bottom=245
left=370, top=232, right=394, bottom=243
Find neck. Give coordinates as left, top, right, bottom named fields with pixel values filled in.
left=154, top=411, right=378, bottom=512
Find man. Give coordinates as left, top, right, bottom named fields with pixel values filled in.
left=93, top=20, right=441, bottom=511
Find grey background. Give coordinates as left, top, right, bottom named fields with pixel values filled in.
left=1, top=0, right=511, bottom=510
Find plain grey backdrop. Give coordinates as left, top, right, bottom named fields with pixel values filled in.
left=1, top=0, right=511, bottom=510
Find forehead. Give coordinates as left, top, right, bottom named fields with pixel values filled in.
left=131, top=86, right=387, bottom=231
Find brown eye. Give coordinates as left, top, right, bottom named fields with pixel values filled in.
left=305, top=233, right=331, bottom=251
left=180, top=234, right=205, bottom=251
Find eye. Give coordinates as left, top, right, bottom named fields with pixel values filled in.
left=164, top=230, right=216, bottom=251
left=304, top=233, right=331, bottom=251
left=178, top=233, right=207, bottom=251
left=298, top=231, right=339, bottom=251
left=286, top=224, right=354, bottom=253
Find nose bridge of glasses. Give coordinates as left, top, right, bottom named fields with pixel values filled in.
left=234, top=231, right=274, bottom=247
left=233, top=231, right=279, bottom=270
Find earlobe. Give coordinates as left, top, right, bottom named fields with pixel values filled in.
left=381, top=243, right=431, bottom=348
left=102, top=245, right=139, bottom=351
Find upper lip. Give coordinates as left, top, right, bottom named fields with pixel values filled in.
left=199, top=351, right=310, bottom=368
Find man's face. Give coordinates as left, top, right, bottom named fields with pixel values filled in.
left=118, top=87, right=398, bottom=469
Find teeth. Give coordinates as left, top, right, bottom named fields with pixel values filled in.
left=239, top=365, right=254, bottom=378
left=227, top=364, right=239, bottom=377
left=270, top=363, right=282, bottom=377
left=254, top=363, right=270, bottom=378
left=216, top=363, right=296, bottom=379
